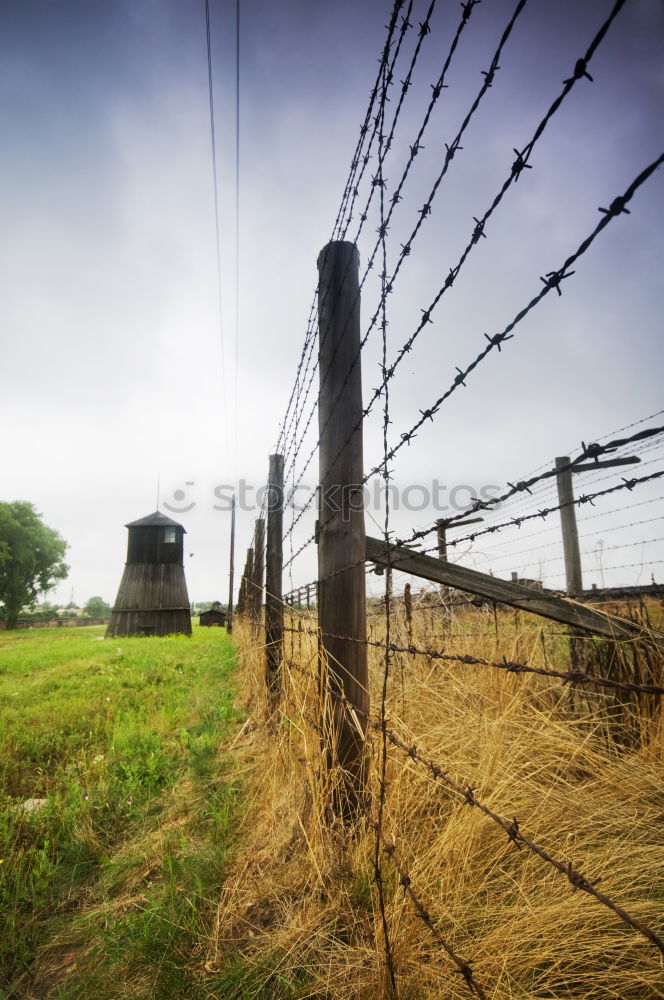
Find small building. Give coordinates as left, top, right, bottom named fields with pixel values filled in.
left=106, top=511, right=192, bottom=638
left=511, top=572, right=543, bottom=591
left=199, top=601, right=227, bottom=628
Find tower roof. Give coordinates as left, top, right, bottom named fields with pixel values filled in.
left=125, top=511, right=187, bottom=532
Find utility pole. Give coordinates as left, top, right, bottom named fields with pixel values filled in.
left=317, top=240, right=367, bottom=817
left=227, top=494, right=236, bottom=633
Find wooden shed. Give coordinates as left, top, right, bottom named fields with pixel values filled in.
left=199, top=601, right=227, bottom=628
left=106, top=511, right=192, bottom=638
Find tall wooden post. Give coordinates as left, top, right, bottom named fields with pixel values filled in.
left=251, top=518, right=265, bottom=626
left=265, top=454, right=284, bottom=702
left=237, top=546, right=253, bottom=616
left=317, top=240, right=367, bottom=816
left=555, top=457, right=583, bottom=598
left=227, top=494, right=236, bottom=633
left=436, top=519, right=447, bottom=561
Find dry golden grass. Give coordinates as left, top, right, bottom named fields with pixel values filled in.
left=213, top=602, right=664, bottom=999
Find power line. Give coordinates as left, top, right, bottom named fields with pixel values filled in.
left=204, top=0, right=230, bottom=463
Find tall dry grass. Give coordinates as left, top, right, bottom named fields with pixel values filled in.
left=210, top=599, right=664, bottom=999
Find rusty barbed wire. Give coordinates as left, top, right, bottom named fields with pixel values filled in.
left=281, top=0, right=531, bottom=540
left=369, top=153, right=663, bottom=481
left=280, top=0, right=479, bottom=495
left=282, top=624, right=664, bottom=696
left=280, top=484, right=663, bottom=610
left=378, top=725, right=664, bottom=955
left=274, top=619, right=664, bottom=953
left=372, top=63, right=399, bottom=998
left=283, top=456, right=663, bottom=579
left=340, top=0, right=420, bottom=242
left=276, top=0, right=407, bottom=466
left=395, top=426, right=664, bottom=548
left=413, top=469, right=664, bottom=555
left=280, top=0, right=420, bottom=481
left=333, top=0, right=412, bottom=242
left=485, top=535, right=664, bottom=578
left=283, top=41, right=654, bottom=554
left=346, top=0, right=479, bottom=247
left=462, top=510, right=664, bottom=564
left=381, top=838, right=488, bottom=999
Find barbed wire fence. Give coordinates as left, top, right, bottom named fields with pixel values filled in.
left=229, top=0, right=663, bottom=994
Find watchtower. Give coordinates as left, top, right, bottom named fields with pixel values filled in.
left=106, top=511, right=192, bottom=637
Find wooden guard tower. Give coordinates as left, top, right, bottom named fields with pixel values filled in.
left=106, top=511, right=192, bottom=637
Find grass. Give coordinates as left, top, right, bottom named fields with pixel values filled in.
left=214, top=601, right=664, bottom=1000
left=3, top=603, right=662, bottom=999
left=0, top=624, right=250, bottom=1000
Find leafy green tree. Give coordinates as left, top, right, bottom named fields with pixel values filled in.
left=84, top=596, right=110, bottom=619
left=0, top=502, right=68, bottom=629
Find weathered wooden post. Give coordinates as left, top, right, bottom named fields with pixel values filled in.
left=265, top=454, right=284, bottom=703
left=317, top=240, right=368, bottom=816
left=227, top=493, right=236, bottom=633
left=436, top=519, right=448, bottom=561
left=306, top=584, right=311, bottom=610
left=555, top=457, right=583, bottom=598
left=237, top=546, right=253, bottom=617
left=250, top=518, right=265, bottom=626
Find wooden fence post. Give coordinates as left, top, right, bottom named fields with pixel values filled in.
left=555, top=457, right=583, bottom=598
left=227, top=493, right=236, bottom=633
left=251, top=518, right=265, bottom=626
left=436, top=519, right=448, bottom=561
left=237, top=546, right=253, bottom=617
left=265, top=454, right=284, bottom=703
left=317, top=240, right=368, bottom=817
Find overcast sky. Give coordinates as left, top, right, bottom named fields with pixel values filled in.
left=1, top=0, right=662, bottom=607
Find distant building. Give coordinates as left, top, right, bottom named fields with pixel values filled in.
left=106, top=511, right=192, bottom=637
left=199, top=601, right=227, bottom=628
left=510, top=571, right=543, bottom=591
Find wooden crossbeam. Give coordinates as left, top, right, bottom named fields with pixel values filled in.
left=366, top=536, right=662, bottom=644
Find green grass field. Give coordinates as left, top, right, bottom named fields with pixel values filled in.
left=0, top=625, right=244, bottom=999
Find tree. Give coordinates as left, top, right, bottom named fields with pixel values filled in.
left=0, top=502, right=68, bottom=629
left=84, top=596, right=110, bottom=619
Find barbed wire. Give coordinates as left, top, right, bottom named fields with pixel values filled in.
left=468, top=515, right=664, bottom=568
left=275, top=0, right=408, bottom=465
left=547, top=558, right=663, bottom=578
left=333, top=0, right=412, bottom=242
left=369, top=151, right=663, bottom=479
left=379, top=725, right=664, bottom=955
left=274, top=619, right=664, bottom=952
left=398, top=426, right=664, bottom=548
left=284, top=59, right=657, bottom=557
left=280, top=0, right=420, bottom=482
left=283, top=437, right=664, bottom=579
left=381, top=837, right=488, bottom=999
left=281, top=0, right=532, bottom=539
left=490, top=535, right=664, bottom=577
left=282, top=625, right=664, bottom=696
left=373, top=55, right=398, bottom=998
left=340, top=0, right=421, bottom=243
left=417, top=470, right=664, bottom=555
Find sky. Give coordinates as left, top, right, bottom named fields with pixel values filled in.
left=1, top=0, right=662, bottom=608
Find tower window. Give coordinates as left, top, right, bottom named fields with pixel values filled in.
left=163, top=527, right=177, bottom=544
